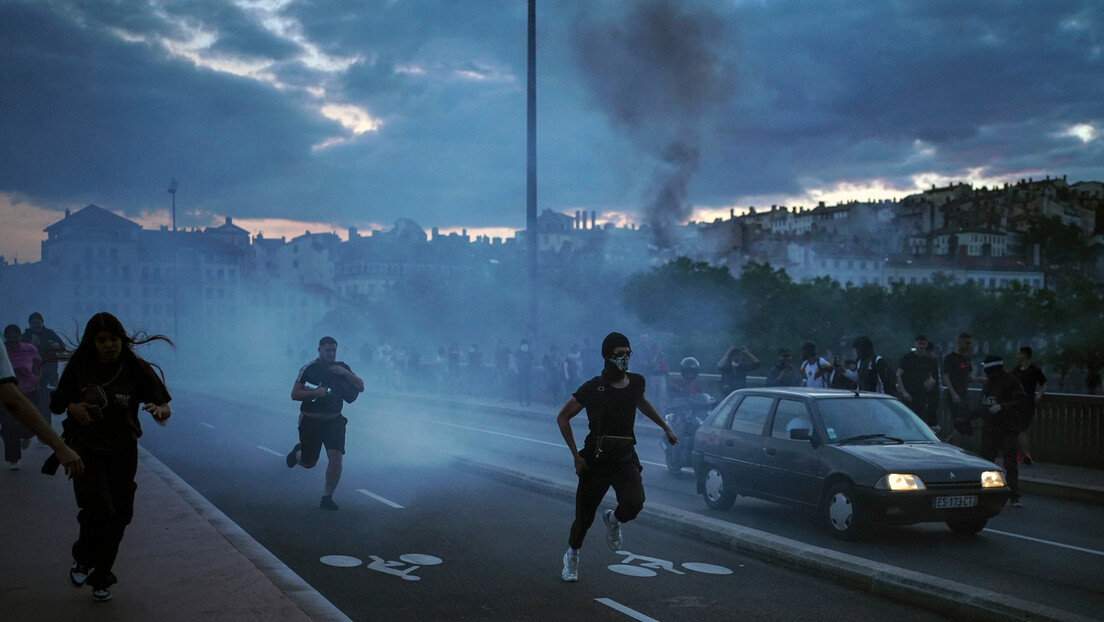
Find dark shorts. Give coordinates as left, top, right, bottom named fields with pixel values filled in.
left=298, top=414, right=347, bottom=463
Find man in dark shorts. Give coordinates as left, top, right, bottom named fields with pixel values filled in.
left=1010, top=346, right=1047, bottom=466
left=556, top=332, right=678, bottom=582
left=286, top=336, right=365, bottom=510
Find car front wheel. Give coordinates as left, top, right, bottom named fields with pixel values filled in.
left=702, top=465, right=737, bottom=510
left=822, top=481, right=865, bottom=540
left=946, top=519, right=987, bottom=535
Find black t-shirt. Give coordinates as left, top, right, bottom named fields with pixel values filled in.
left=572, top=373, right=646, bottom=449
left=51, top=357, right=171, bottom=452
left=296, top=359, right=355, bottom=416
left=898, top=351, right=938, bottom=393
left=981, top=372, right=1028, bottom=431
left=942, top=351, right=972, bottom=397
left=1010, top=364, right=1047, bottom=412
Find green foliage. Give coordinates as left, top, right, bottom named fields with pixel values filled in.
left=618, top=257, right=1104, bottom=391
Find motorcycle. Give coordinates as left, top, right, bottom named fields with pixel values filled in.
left=661, top=392, right=716, bottom=475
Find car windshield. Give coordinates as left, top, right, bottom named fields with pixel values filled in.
left=818, top=397, right=939, bottom=444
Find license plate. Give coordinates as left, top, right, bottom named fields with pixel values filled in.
left=933, top=495, right=978, bottom=509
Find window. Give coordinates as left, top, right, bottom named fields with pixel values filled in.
left=730, top=396, right=774, bottom=435
left=771, top=399, right=812, bottom=440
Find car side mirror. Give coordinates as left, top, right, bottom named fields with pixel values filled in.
left=789, top=428, right=812, bottom=441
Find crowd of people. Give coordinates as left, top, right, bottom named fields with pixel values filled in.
left=2, top=309, right=1056, bottom=594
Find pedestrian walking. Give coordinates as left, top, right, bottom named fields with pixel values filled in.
left=556, top=332, right=677, bottom=582
left=286, top=336, right=365, bottom=511
left=1010, top=346, right=1047, bottom=466
left=2, top=324, right=41, bottom=468
left=49, top=312, right=173, bottom=602
left=847, top=336, right=896, bottom=394
left=979, top=355, right=1029, bottom=507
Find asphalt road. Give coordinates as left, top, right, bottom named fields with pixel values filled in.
left=352, top=391, right=1104, bottom=619
left=139, top=389, right=956, bottom=621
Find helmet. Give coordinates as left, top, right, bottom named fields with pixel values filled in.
left=679, top=357, right=700, bottom=380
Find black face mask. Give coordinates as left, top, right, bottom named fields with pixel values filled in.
left=601, top=358, right=627, bottom=383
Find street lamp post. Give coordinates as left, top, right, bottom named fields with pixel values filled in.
left=168, top=177, right=178, bottom=232
left=167, top=177, right=179, bottom=340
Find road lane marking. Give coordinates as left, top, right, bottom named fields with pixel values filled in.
left=595, top=598, right=661, bottom=622
left=358, top=489, right=405, bottom=509
left=427, top=420, right=667, bottom=468
left=984, top=528, right=1104, bottom=557
left=257, top=446, right=284, bottom=457
left=199, top=422, right=215, bottom=429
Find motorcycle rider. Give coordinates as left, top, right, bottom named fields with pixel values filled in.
left=667, top=357, right=702, bottom=398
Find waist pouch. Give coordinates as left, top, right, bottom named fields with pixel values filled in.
left=595, top=435, right=635, bottom=463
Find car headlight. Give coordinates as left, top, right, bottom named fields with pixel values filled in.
left=875, top=473, right=926, bottom=491
left=981, top=470, right=1006, bottom=488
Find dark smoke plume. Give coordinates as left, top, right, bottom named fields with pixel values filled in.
left=572, top=0, right=735, bottom=249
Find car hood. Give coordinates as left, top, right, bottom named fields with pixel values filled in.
left=832, top=442, right=998, bottom=483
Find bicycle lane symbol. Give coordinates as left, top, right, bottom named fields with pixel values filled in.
left=607, top=550, right=734, bottom=578
left=320, top=553, right=443, bottom=582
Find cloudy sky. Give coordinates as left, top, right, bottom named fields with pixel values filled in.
left=1, top=0, right=1102, bottom=261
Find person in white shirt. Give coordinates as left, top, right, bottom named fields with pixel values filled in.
left=798, top=341, right=833, bottom=388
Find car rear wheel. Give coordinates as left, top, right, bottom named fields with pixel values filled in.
left=822, top=481, right=865, bottom=540
left=702, top=465, right=736, bottom=510
left=946, top=519, right=988, bottom=535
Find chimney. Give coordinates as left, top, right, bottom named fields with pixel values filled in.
left=590, top=211, right=596, bottom=229
left=65, top=208, right=71, bottom=218
left=225, top=216, right=233, bottom=225
left=348, top=226, right=358, bottom=239
left=575, top=210, right=581, bottom=229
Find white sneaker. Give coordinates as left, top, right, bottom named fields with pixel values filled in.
left=603, top=509, right=622, bottom=551
left=7, top=461, right=20, bottom=470
left=561, top=550, right=579, bottom=582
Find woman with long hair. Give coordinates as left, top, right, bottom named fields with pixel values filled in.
left=49, top=312, right=173, bottom=603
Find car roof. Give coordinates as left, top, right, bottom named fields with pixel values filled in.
left=732, top=387, right=896, bottom=400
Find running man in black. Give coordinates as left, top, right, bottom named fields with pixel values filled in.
left=556, top=332, right=678, bottom=582
left=286, top=336, right=364, bottom=511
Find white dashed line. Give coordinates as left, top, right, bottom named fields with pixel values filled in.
left=984, top=528, right=1104, bottom=557
left=199, top=422, right=215, bottom=429
left=595, top=598, right=661, bottom=622
left=257, top=446, right=283, bottom=457
left=357, top=489, right=405, bottom=509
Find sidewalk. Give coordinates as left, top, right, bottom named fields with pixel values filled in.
left=0, top=440, right=348, bottom=622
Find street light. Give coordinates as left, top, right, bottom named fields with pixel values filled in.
left=167, top=176, right=179, bottom=340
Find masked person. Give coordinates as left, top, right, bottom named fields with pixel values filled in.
left=978, top=355, right=1029, bottom=507
left=556, top=332, right=678, bottom=582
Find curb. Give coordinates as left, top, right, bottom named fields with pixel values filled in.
left=459, top=459, right=1095, bottom=622
left=138, top=447, right=352, bottom=622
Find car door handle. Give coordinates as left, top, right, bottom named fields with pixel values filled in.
left=765, top=448, right=777, bottom=456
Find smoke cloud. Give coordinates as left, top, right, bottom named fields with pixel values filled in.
left=571, top=0, right=736, bottom=248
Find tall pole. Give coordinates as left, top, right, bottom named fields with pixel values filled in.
left=526, top=0, right=538, bottom=340
left=168, top=177, right=179, bottom=340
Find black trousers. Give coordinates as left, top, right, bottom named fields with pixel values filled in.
left=71, top=444, right=139, bottom=589
left=568, top=455, right=644, bottom=550
left=980, top=426, right=1019, bottom=498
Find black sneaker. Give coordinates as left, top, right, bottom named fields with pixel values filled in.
left=319, top=495, right=339, bottom=511
left=91, top=587, right=112, bottom=602
left=286, top=443, right=301, bottom=469
left=69, top=563, right=91, bottom=588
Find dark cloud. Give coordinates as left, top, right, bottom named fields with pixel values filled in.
left=0, top=0, right=1101, bottom=238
